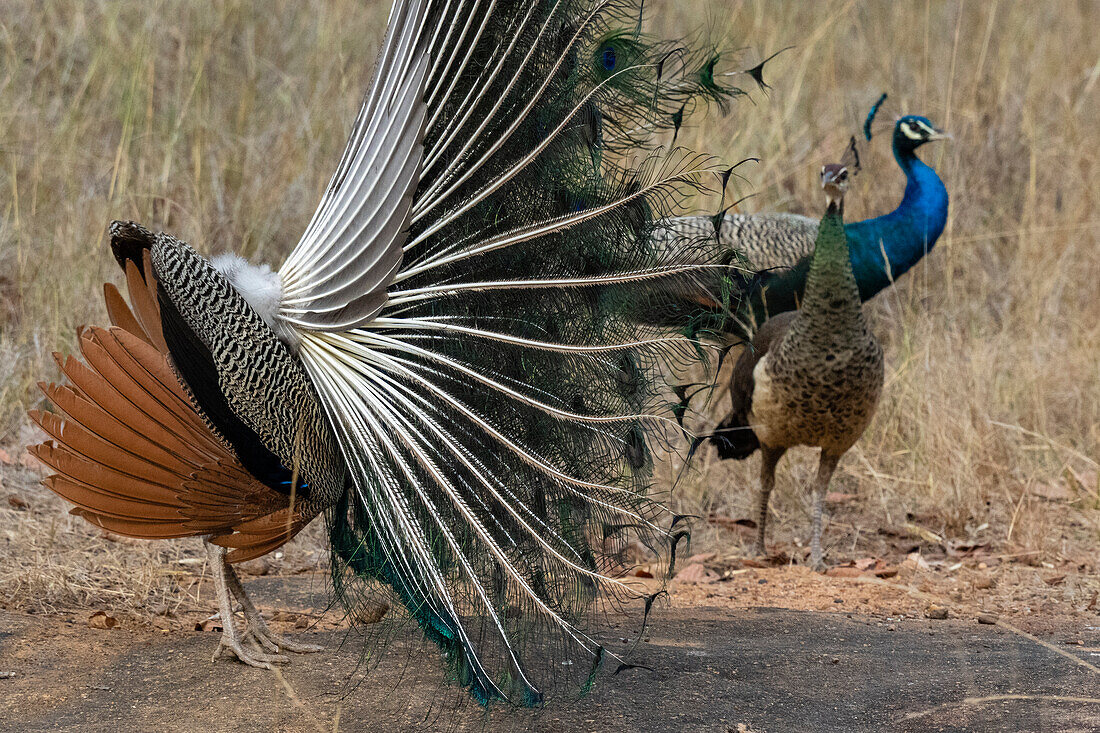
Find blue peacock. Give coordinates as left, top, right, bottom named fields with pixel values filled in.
left=656, top=107, right=951, bottom=339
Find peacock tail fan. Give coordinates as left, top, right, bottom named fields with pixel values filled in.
left=305, top=0, right=755, bottom=706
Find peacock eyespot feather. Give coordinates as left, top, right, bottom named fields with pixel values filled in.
left=601, top=46, right=617, bottom=71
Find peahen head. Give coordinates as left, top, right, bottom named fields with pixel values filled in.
left=893, top=115, right=950, bottom=155
left=820, top=163, right=850, bottom=211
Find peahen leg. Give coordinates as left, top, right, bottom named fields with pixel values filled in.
left=809, top=452, right=841, bottom=571
left=223, top=559, right=323, bottom=654
left=205, top=541, right=288, bottom=668
left=753, top=445, right=786, bottom=556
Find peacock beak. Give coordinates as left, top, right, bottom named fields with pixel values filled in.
left=927, top=127, right=952, bottom=141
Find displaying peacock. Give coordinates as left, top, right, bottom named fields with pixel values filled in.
left=28, top=0, right=756, bottom=707
left=708, top=154, right=884, bottom=570
left=655, top=109, right=950, bottom=338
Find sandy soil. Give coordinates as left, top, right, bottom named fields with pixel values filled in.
left=2, top=461, right=1099, bottom=731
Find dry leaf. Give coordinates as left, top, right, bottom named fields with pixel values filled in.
left=825, top=492, right=857, bottom=503
left=18, top=451, right=42, bottom=471
left=825, top=566, right=865, bottom=578
left=1043, top=574, right=1066, bottom=586
left=686, top=552, right=716, bottom=565
left=7, top=495, right=29, bottom=511
left=631, top=567, right=654, bottom=579
left=674, top=563, right=719, bottom=584
left=0, top=448, right=11, bottom=465
left=87, top=611, right=118, bottom=630
left=904, top=552, right=931, bottom=571
left=904, top=522, right=944, bottom=545
left=853, top=557, right=877, bottom=571
left=1030, top=480, right=1073, bottom=501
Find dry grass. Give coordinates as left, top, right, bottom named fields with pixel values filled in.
left=0, top=1, right=1098, bottom=612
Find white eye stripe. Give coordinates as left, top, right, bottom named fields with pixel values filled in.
left=899, top=122, right=924, bottom=140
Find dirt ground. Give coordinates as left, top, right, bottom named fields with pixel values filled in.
left=2, top=577, right=1099, bottom=732
left=2, top=462, right=1100, bottom=731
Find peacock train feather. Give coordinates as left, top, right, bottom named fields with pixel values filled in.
left=31, top=0, right=758, bottom=707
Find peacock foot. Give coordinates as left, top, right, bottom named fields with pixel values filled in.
left=214, top=627, right=289, bottom=669
left=241, top=609, right=323, bottom=655
left=809, top=546, right=826, bottom=573
left=205, top=541, right=324, bottom=669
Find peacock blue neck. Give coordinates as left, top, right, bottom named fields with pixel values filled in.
left=843, top=139, right=949, bottom=299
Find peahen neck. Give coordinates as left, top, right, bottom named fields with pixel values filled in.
left=844, top=139, right=949, bottom=299
left=798, top=203, right=863, bottom=333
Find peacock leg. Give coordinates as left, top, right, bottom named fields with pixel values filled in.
left=753, top=445, right=786, bottom=557
left=205, top=541, right=289, bottom=668
left=223, top=560, right=324, bottom=654
left=809, top=452, right=841, bottom=571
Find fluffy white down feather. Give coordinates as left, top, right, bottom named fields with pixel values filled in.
left=211, top=254, right=297, bottom=346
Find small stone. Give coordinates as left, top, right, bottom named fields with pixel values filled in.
left=925, top=605, right=949, bottom=620
left=757, top=579, right=767, bottom=585
left=833, top=598, right=843, bottom=604
left=887, top=624, right=897, bottom=631
left=830, top=657, right=840, bottom=665
left=87, top=611, right=118, bottom=630
left=977, top=614, right=997, bottom=625
left=355, top=601, right=389, bottom=625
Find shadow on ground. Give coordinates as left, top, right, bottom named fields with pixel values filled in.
left=2, top=576, right=1098, bottom=732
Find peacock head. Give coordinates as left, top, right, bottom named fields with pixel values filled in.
left=820, top=163, right=850, bottom=210
left=893, top=115, right=950, bottom=154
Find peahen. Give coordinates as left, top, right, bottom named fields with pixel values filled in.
left=708, top=156, right=884, bottom=570
left=655, top=114, right=950, bottom=338
left=28, top=0, right=754, bottom=706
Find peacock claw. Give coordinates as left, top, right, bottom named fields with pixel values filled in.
left=204, top=541, right=324, bottom=669
left=214, top=633, right=289, bottom=669
left=242, top=612, right=323, bottom=655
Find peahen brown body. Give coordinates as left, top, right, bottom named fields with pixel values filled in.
left=710, top=162, right=884, bottom=569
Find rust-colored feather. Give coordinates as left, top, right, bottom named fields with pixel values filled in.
left=29, top=256, right=310, bottom=562
left=104, top=283, right=150, bottom=345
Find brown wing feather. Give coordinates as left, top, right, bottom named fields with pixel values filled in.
left=729, top=310, right=798, bottom=420
left=103, top=283, right=150, bottom=345
left=711, top=310, right=799, bottom=460
left=29, top=251, right=309, bottom=562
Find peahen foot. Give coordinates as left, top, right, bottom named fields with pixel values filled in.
left=205, top=541, right=323, bottom=669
